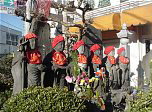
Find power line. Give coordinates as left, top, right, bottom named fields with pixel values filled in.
left=0, top=19, right=23, bottom=31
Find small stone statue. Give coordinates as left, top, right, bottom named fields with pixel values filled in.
left=103, top=46, right=118, bottom=89
left=116, top=47, right=130, bottom=90
left=25, top=33, right=44, bottom=87
left=51, top=35, right=68, bottom=88
left=90, top=44, right=102, bottom=71
left=90, top=44, right=106, bottom=97
left=11, top=37, right=28, bottom=95
left=72, top=40, right=88, bottom=72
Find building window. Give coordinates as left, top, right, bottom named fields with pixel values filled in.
left=6, top=33, right=19, bottom=46
left=84, top=0, right=95, bottom=9
left=12, top=42, right=17, bottom=46
left=98, top=0, right=110, bottom=8
left=6, top=33, right=11, bottom=40
left=11, top=34, right=15, bottom=41
left=6, top=41, right=11, bottom=45
left=16, top=35, right=19, bottom=41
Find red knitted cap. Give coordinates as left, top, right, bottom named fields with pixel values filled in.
left=52, top=35, right=64, bottom=48
left=104, top=46, right=115, bottom=55
left=117, top=47, right=125, bottom=55
left=72, top=40, right=85, bottom=50
left=25, top=33, right=37, bottom=39
left=90, top=44, right=101, bottom=52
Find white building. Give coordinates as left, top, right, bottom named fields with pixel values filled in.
left=0, top=25, right=22, bottom=57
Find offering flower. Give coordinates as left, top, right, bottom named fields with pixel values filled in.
left=80, top=79, right=85, bottom=85
left=81, top=72, right=86, bottom=78
left=84, top=77, right=89, bottom=83
left=65, top=76, right=73, bottom=83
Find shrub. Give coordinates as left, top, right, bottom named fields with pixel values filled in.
left=0, top=89, right=12, bottom=110
left=128, top=88, right=152, bottom=112
left=0, top=55, right=13, bottom=76
left=0, top=73, right=13, bottom=89
left=127, top=61, right=152, bottom=112
left=0, top=55, right=13, bottom=87
left=129, top=60, right=152, bottom=112
left=0, top=55, right=13, bottom=110
left=4, top=86, right=87, bottom=112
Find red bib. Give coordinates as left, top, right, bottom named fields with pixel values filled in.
left=108, top=56, right=116, bottom=64
left=26, top=50, right=42, bottom=64
left=119, top=56, right=129, bottom=64
left=52, top=51, right=67, bottom=65
left=78, top=54, right=87, bottom=64
left=92, top=55, right=102, bottom=65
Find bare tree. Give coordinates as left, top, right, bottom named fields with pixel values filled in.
left=49, top=0, right=93, bottom=40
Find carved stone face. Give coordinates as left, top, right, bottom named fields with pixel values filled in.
left=28, top=38, right=37, bottom=50
left=94, top=49, right=102, bottom=57
left=54, top=41, right=65, bottom=52
left=77, top=45, right=85, bottom=54
left=108, top=50, right=115, bottom=56
left=119, top=50, right=125, bottom=56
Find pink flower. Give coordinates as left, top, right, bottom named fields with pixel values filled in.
left=85, top=77, right=89, bottom=81
left=65, top=76, right=73, bottom=83
left=81, top=72, right=86, bottom=78
left=84, top=77, right=89, bottom=83
left=76, top=76, right=81, bottom=84
left=77, top=76, right=81, bottom=80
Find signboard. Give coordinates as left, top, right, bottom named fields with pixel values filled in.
left=0, top=0, right=14, bottom=7
left=0, top=5, right=14, bottom=14
left=0, top=0, right=14, bottom=14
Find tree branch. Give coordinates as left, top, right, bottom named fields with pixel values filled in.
left=51, top=1, right=76, bottom=12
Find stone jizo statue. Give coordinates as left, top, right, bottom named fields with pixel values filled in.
left=51, top=35, right=68, bottom=88
left=11, top=37, right=28, bottom=95
left=90, top=44, right=106, bottom=97
left=25, top=33, right=44, bottom=87
left=116, top=47, right=130, bottom=90
left=104, top=46, right=118, bottom=89
left=72, top=40, right=88, bottom=72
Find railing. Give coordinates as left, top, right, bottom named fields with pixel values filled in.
left=74, top=0, right=152, bottom=22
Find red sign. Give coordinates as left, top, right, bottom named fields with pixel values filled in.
left=36, top=0, right=51, bottom=18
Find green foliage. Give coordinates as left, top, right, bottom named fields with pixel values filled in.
left=150, top=60, right=152, bottom=85
left=0, top=89, right=12, bottom=110
left=4, top=86, right=87, bottom=112
left=0, top=55, right=13, bottom=86
left=0, top=55, right=13, bottom=76
left=70, top=51, right=80, bottom=77
left=129, top=88, right=152, bottom=112
left=0, top=55, right=13, bottom=110
left=0, top=73, right=13, bottom=88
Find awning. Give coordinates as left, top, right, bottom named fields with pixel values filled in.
left=69, top=3, right=152, bottom=33
left=121, top=4, right=152, bottom=27
left=69, top=13, right=121, bottom=32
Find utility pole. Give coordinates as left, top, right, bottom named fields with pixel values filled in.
left=25, top=0, right=36, bottom=35
left=24, top=0, right=31, bottom=35
left=62, top=0, right=68, bottom=55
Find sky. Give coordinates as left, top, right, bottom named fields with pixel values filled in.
left=0, top=13, right=24, bottom=34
